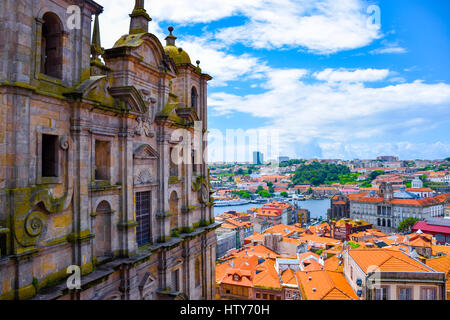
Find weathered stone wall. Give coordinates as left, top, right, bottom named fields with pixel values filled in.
left=0, top=0, right=218, bottom=301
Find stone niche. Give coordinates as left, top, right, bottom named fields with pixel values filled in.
left=133, top=144, right=159, bottom=186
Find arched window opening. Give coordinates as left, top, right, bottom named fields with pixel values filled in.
left=41, top=12, right=63, bottom=79
left=191, top=87, right=198, bottom=109
left=94, top=201, right=112, bottom=257
left=382, top=219, right=386, bottom=227
left=387, top=219, right=391, bottom=228
left=169, top=191, right=179, bottom=230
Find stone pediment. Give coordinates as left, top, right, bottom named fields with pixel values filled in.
left=134, top=144, right=159, bottom=160
left=176, top=107, right=200, bottom=123
left=108, top=86, right=148, bottom=114
left=67, top=76, right=116, bottom=108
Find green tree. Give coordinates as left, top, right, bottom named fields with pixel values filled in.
left=291, top=162, right=351, bottom=186
left=369, top=170, right=385, bottom=181
left=280, top=192, right=289, bottom=198
left=257, top=190, right=271, bottom=198
left=397, top=217, right=419, bottom=233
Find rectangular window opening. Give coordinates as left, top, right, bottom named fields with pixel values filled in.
left=0, top=234, right=7, bottom=258
left=95, top=140, right=111, bottom=180
left=136, top=191, right=151, bottom=247
left=42, top=134, right=58, bottom=177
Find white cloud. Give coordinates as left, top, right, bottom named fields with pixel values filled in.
left=318, top=141, right=450, bottom=160
left=370, top=46, right=407, bottom=55
left=96, top=0, right=382, bottom=55
left=369, top=40, right=407, bottom=55
left=178, top=37, right=269, bottom=87
left=147, top=0, right=252, bottom=24
left=208, top=68, right=450, bottom=159
left=214, top=0, right=382, bottom=54
left=313, top=68, right=390, bottom=82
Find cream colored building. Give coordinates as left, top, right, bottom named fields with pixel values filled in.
left=343, top=248, right=446, bottom=300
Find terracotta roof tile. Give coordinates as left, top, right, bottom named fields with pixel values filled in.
left=297, top=270, right=358, bottom=300
left=349, top=249, right=435, bottom=273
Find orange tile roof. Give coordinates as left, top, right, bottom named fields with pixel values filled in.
left=298, top=235, right=341, bottom=246
left=432, top=245, right=450, bottom=256
left=426, top=255, right=450, bottom=295
left=253, top=259, right=282, bottom=290
left=220, top=223, right=239, bottom=230
left=235, top=245, right=279, bottom=259
left=263, top=224, right=303, bottom=237
left=297, top=270, right=359, bottom=300
left=303, top=259, right=324, bottom=271
left=406, top=188, right=434, bottom=192
left=404, top=232, right=433, bottom=248
left=216, top=256, right=259, bottom=287
left=297, top=252, right=321, bottom=261
left=324, top=255, right=343, bottom=272
left=281, top=268, right=297, bottom=286
left=349, top=193, right=450, bottom=206
left=426, top=255, right=450, bottom=274
left=349, top=249, right=435, bottom=273
left=245, top=233, right=264, bottom=242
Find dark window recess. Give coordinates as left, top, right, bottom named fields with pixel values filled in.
left=41, top=13, right=63, bottom=79
left=191, top=87, right=198, bottom=109
left=172, top=269, right=179, bottom=292
left=95, top=140, right=110, bottom=180
left=195, top=258, right=201, bottom=287
left=136, top=191, right=151, bottom=247
left=0, top=234, right=7, bottom=257
left=42, top=134, right=58, bottom=177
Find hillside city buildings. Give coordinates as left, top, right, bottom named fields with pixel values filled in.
left=0, top=0, right=449, bottom=304
left=212, top=157, right=450, bottom=300
left=0, top=0, right=219, bottom=300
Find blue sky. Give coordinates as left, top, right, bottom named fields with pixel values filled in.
left=96, top=0, right=450, bottom=162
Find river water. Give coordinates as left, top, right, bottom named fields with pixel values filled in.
left=214, top=199, right=331, bottom=220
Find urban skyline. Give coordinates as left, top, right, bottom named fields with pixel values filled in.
left=94, top=0, right=450, bottom=162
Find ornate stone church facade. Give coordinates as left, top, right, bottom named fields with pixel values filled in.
left=0, top=0, right=218, bottom=300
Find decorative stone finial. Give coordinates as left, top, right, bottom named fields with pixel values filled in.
left=165, top=26, right=177, bottom=46
left=90, top=13, right=107, bottom=76
left=129, top=0, right=152, bottom=35
left=196, top=60, right=200, bottom=67
left=91, top=14, right=104, bottom=60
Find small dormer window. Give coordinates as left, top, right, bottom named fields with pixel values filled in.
left=41, top=12, right=63, bottom=79
left=233, top=274, right=240, bottom=281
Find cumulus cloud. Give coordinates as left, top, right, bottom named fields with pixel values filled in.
left=213, top=0, right=382, bottom=54
left=96, top=0, right=382, bottom=55
left=177, top=37, right=270, bottom=87
left=313, top=68, right=390, bottom=82
left=208, top=69, right=450, bottom=160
